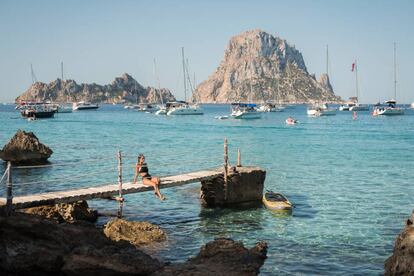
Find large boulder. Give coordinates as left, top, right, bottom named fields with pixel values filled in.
left=0, top=130, right=53, bottom=164
left=157, top=238, right=268, bottom=275
left=385, top=210, right=414, bottom=275
left=0, top=212, right=163, bottom=275
left=21, top=200, right=98, bottom=224
left=104, top=219, right=166, bottom=247
left=201, top=166, right=266, bottom=207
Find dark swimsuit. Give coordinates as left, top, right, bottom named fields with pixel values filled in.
left=138, top=163, right=152, bottom=179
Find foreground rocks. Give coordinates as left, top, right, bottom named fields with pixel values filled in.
left=104, top=219, right=166, bottom=246
left=385, top=211, right=414, bottom=275
left=21, top=200, right=98, bottom=224
left=201, top=166, right=266, bottom=207
left=0, top=213, right=268, bottom=275
left=0, top=213, right=163, bottom=275
left=157, top=238, right=268, bottom=275
left=0, top=130, right=53, bottom=164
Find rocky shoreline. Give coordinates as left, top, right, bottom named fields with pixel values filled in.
left=0, top=201, right=268, bottom=275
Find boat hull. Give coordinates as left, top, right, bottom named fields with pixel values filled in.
left=167, top=107, right=203, bottom=115
left=232, top=111, right=261, bottom=119
left=21, top=110, right=55, bottom=119
left=375, top=108, right=405, bottom=116
left=349, top=105, right=369, bottom=111
left=262, top=194, right=292, bottom=211
left=74, top=106, right=99, bottom=111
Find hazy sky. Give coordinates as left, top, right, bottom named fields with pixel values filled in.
left=0, top=0, right=413, bottom=103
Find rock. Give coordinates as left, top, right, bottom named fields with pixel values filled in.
left=16, top=73, right=176, bottom=104
left=0, top=130, right=53, bottom=164
left=0, top=212, right=163, bottom=275
left=157, top=238, right=268, bottom=275
left=21, top=200, right=98, bottom=224
left=385, top=211, right=414, bottom=275
left=201, top=166, right=266, bottom=207
left=104, top=219, right=166, bottom=247
left=192, top=29, right=341, bottom=103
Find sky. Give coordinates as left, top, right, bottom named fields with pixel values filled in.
left=0, top=0, right=413, bottom=103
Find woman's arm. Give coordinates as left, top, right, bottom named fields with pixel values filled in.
left=133, top=163, right=140, bottom=184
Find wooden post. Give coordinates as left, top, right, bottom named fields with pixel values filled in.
left=117, top=150, right=123, bottom=218
left=6, top=162, right=13, bottom=216
left=237, top=148, right=241, bottom=167
left=223, top=138, right=228, bottom=201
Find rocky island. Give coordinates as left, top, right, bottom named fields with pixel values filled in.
left=16, top=73, right=176, bottom=104
left=192, top=29, right=341, bottom=103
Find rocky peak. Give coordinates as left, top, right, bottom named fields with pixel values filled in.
left=318, top=73, right=333, bottom=92
left=192, top=29, right=341, bottom=103
left=16, top=74, right=176, bottom=104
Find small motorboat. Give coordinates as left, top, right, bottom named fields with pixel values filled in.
left=215, top=115, right=229, bottom=120
left=262, top=191, right=292, bottom=211
left=285, top=117, right=298, bottom=125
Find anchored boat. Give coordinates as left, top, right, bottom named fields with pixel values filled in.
left=262, top=191, right=292, bottom=211
left=72, top=101, right=99, bottom=111
left=230, top=103, right=261, bottom=119
left=307, top=103, right=336, bottom=116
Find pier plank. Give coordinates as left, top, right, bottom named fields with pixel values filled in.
left=0, top=169, right=221, bottom=209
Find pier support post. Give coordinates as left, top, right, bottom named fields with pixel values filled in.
left=237, top=148, right=242, bottom=167
left=6, top=161, right=13, bottom=216
left=117, top=150, right=124, bottom=218
left=223, top=138, right=229, bottom=201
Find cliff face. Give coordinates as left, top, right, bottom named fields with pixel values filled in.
left=192, top=29, right=341, bottom=103
left=16, top=73, right=176, bottom=104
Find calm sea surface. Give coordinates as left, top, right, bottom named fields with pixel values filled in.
left=1, top=104, right=413, bottom=275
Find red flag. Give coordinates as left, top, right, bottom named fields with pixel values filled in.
left=351, top=62, right=355, bottom=72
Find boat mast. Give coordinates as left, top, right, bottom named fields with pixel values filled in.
left=153, top=58, right=163, bottom=105
left=394, top=42, right=397, bottom=101
left=326, top=45, right=329, bottom=76
left=30, top=64, right=37, bottom=84
left=355, top=59, right=359, bottom=102
left=181, top=47, right=187, bottom=102
left=61, top=61, right=64, bottom=80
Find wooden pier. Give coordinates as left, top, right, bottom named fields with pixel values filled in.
left=0, top=169, right=222, bottom=210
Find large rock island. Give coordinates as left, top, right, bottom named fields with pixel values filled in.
left=16, top=73, right=176, bottom=104
left=192, top=29, right=341, bottom=103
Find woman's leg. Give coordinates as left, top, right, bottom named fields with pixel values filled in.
left=142, top=177, right=165, bottom=200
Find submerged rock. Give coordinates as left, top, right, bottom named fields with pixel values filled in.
left=21, top=200, right=98, bottom=224
left=0, top=130, right=53, bottom=164
left=0, top=212, right=163, bottom=275
left=104, top=219, right=166, bottom=246
left=157, top=238, right=268, bottom=275
left=385, top=210, right=414, bottom=275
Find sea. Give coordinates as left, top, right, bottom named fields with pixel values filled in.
left=1, top=103, right=413, bottom=275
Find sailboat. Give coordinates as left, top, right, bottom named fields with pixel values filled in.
left=154, top=58, right=168, bottom=115
left=348, top=60, right=369, bottom=111
left=230, top=50, right=261, bottom=119
left=373, top=43, right=404, bottom=116
left=166, top=47, right=203, bottom=115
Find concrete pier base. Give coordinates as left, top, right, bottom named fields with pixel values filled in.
left=200, top=166, right=265, bottom=207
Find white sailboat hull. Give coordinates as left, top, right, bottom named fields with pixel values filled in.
left=231, top=110, right=261, bottom=119
left=307, top=108, right=336, bottom=116
left=349, top=105, right=369, bottom=111
left=167, top=106, right=203, bottom=115
left=376, top=108, right=405, bottom=116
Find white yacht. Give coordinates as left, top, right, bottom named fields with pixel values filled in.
left=231, top=103, right=261, bottom=119
left=307, top=103, right=336, bottom=116
left=72, top=101, right=99, bottom=111
left=258, top=102, right=285, bottom=112
left=166, top=101, right=203, bottom=115
left=137, top=103, right=159, bottom=112
left=373, top=43, right=404, bottom=116
left=373, top=100, right=404, bottom=116
left=411, top=102, right=414, bottom=109
left=349, top=103, right=369, bottom=111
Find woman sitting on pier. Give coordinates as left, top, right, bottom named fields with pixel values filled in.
left=133, top=154, right=165, bottom=200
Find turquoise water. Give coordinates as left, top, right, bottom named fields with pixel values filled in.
left=1, top=104, right=414, bottom=275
